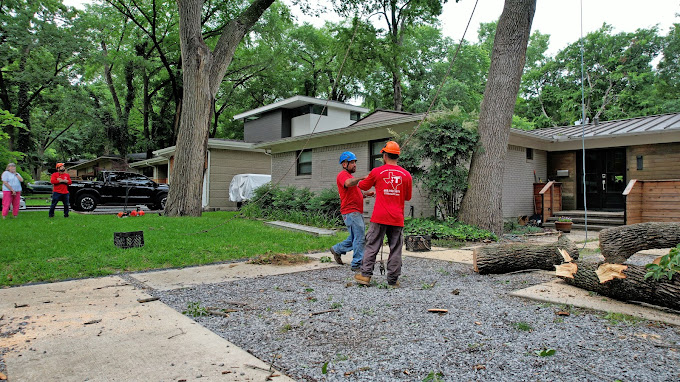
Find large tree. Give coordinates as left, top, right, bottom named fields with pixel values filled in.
left=165, top=0, right=275, bottom=217
left=458, top=0, right=536, bottom=235
left=332, top=0, right=452, bottom=111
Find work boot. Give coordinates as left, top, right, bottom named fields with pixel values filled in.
left=388, top=280, right=400, bottom=288
left=354, top=274, right=371, bottom=286
left=330, top=247, right=343, bottom=265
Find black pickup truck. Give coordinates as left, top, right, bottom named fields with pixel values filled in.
left=69, top=171, right=169, bottom=212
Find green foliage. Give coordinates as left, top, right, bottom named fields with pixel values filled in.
left=320, top=256, right=332, bottom=263
left=534, top=348, right=556, bottom=357
left=503, top=219, right=542, bottom=235
left=512, top=322, right=533, bottom=331
left=183, top=302, right=209, bottom=317
left=404, top=217, right=497, bottom=242
left=557, top=216, right=573, bottom=222
left=644, top=244, right=680, bottom=281
left=422, top=371, right=445, bottom=382
left=241, top=184, right=342, bottom=228
left=602, top=312, right=644, bottom=326
left=397, top=109, right=479, bottom=219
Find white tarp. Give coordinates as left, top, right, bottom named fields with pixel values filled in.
left=229, top=174, right=271, bottom=202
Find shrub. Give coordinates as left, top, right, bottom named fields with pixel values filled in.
left=403, top=217, right=497, bottom=242
left=241, top=184, right=342, bottom=228
left=645, top=243, right=680, bottom=281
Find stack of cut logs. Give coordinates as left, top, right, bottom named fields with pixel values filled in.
left=473, top=222, right=680, bottom=311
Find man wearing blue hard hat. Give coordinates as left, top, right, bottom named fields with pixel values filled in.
left=330, top=151, right=374, bottom=271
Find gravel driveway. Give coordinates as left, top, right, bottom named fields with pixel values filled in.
left=158, top=256, right=680, bottom=382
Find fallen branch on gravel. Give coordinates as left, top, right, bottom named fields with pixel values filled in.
left=137, top=297, right=160, bottom=303
left=207, top=309, right=229, bottom=317
left=599, top=222, right=680, bottom=264
left=473, top=234, right=579, bottom=274
left=310, top=309, right=340, bottom=316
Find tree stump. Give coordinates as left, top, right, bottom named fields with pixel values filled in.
left=599, top=222, right=680, bottom=264
left=473, top=235, right=579, bottom=274
left=559, top=261, right=680, bottom=311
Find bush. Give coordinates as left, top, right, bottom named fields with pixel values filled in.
left=645, top=243, right=680, bottom=281
left=404, top=217, right=497, bottom=242
left=241, top=184, right=342, bottom=228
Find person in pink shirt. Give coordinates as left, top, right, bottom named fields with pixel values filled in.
left=355, top=141, right=412, bottom=287
left=49, top=163, right=72, bottom=218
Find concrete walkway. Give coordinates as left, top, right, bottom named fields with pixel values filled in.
left=1, top=230, right=678, bottom=381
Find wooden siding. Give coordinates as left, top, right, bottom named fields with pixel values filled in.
left=547, top=151, right=577, bottom=210
left=624, top=179, right=680, bottom=224
left=208, top=150, right=271, bottom=209
left=534, top=182, right=562, bottom=218
left=627, top=142, right=680, bottom=180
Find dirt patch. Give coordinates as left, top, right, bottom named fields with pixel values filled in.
left=247, top=253, right=313, bottom=266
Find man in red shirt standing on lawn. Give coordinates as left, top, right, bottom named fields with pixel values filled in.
left=330, top=151, right=374, bottom=271
left=49, top=162, right=72, bottom=218
left=355, top=141, right=412, bottom=287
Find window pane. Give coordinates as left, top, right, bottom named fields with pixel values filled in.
left=299, top=150, right=312, bottom=162
left=298, top=163, right=312, bottom=175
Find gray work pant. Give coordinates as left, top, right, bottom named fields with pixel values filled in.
left=360, top=222, right=403, bottom=283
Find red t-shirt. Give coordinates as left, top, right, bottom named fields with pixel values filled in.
left=337, top=170, right=363, bottom=215
left=358, top=164, right=412, bottom=227
left=51, top=172, right=72, bottom=194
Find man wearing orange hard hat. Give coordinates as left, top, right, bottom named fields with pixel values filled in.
left=355, top=140, right=412, bottom=287
left=49, top=162, right=72, bottom=218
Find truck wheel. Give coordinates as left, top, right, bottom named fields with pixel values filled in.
left=77, top=193, right=98, bottom=212
left=154, top=194, right=167, bottom=210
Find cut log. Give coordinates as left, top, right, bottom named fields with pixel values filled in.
left=595, top=264, right=627, bottom=283
left=599, top=222, right=680, bottom=264
left=555, top=262, right=578, bottom=279
left=473, top=235, right=579, bottom=274
left=560, top=261, right=680, bottom=311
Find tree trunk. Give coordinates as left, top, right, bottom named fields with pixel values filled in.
left=392, top=70, right=403, bottom=112
left=560, top=262, right=680, bottom=311
left=458, top=0, right=537, bottom=235
left=167, top=0, right=274, bottom=217
left=473, top=234, right=579, bottom=274
left=599, top=222, right=680, bottom=264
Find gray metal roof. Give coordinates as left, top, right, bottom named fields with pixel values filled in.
left=523, top=113, right=680, bottom=141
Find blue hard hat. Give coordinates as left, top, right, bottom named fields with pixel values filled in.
left=339, top=151, right=357, bottom=164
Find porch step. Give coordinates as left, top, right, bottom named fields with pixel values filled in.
left=543, top=223, right=615, bottom=231
left=545, top=210, right=625, bottom=231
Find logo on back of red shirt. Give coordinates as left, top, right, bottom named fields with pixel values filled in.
left=382, top=171, right=402, bottom=195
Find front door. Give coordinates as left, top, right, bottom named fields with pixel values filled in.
left=577, top=148, right=626, bottom=210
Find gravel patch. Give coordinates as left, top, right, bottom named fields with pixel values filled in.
left=157, top=257, right=680, bottom=382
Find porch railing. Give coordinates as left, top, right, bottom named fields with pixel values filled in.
left=623, top=179, right=680, bottom=224
left=535, top=181, right=562, bottom=224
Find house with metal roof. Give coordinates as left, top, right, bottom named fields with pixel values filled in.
left=255, top=106, right=680, bottom=224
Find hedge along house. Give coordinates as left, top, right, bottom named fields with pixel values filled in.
left=129, top=139, right=270, bottom=211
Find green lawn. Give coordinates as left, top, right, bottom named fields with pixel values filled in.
left=0, top=211, right=343, bottom=286
left=23, top=194, right=52, bottom=206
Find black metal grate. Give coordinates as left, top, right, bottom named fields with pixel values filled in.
left=114, top=231, right=144, bottom=249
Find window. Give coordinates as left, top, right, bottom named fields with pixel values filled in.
left=526, top=148, right=534, bottom=160
left=350, top=111, right=361, bottom=121
left=370, top=139, right=388, bottom=169
left=297, top=150, right=312, bottom=175
left=311, top=105, right=328, bottom=116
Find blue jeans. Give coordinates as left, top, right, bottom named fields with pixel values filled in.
left=332, top=212, right=365, bottom=268
left=49, top=192, right=70, bottom=217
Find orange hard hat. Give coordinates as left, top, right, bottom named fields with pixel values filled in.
left=56, top=162, right=65, bottom=169
left=381, top=141, right=401, bottom=155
